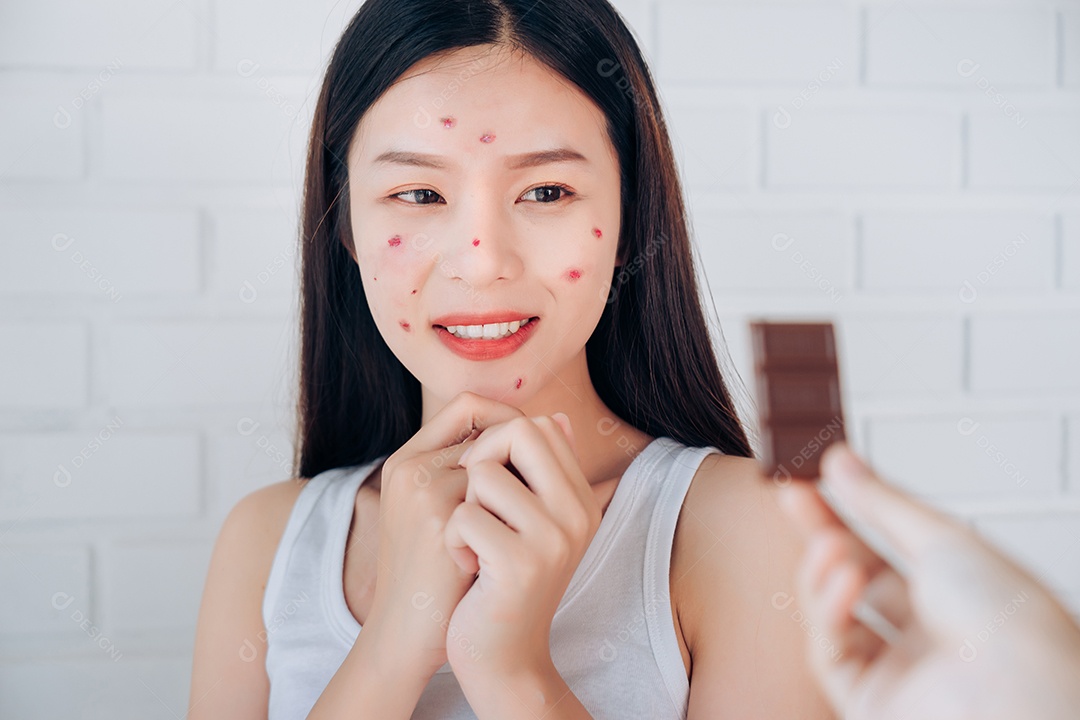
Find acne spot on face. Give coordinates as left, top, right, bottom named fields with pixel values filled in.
left=441, top=116, right=456, bottom=129
left=472, top=238, right=480, bottom=247
left=567, top=268, right=582, bottom=281
left=593, top=227, right=603, bottom=239
left=399, top=321, right=411, bottom=331
left=515, top=377, right=522, bottom=389
left=388, top=235, right=402, bottom=247
left=479, top=133, right=496, bottom=143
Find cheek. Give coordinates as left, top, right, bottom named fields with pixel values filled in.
left=363, top=233, right=426, bottom=279
left=361, top=233, right=427, bottom=324
left=544, top=225, right=612, bottom=284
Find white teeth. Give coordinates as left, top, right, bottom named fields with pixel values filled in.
left=446, top=317, right=532, bottom=340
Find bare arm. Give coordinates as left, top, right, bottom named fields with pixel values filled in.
left=680, top=455, right=837, bottom=720
left=188, top=481, right=299, bottom=718
left=304, top=605, right=435, bottom=718
left=187, top=480, right=433, bottom=719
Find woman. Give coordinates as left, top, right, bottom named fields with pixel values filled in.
left=189, top=1, right=833, bottom=718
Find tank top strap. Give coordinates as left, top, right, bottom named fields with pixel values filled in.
left=261, top=465, right=361, bottom=631
left=643, top=443, right=723, bottom=715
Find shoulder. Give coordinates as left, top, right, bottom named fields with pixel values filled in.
left=187, top=478, right=308, bottom=718
left=229, top=478, right=310, bottom=553
left=673, top=452, right=836, bottom=719
left=218, top=478, right=311, bottom=600
left=673, top=452, right=799, bottom=625
left=215, top=478, right=311, bottom=582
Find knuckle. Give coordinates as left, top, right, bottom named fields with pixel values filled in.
left=467, top=466, right=491, bottom=492
left=566, top=508, right=593, bottom=539
left=454, top=499, right=482, bottom=525
left=509, top=416, right=538, bottom=434
left=546, top=530, right=572, bottom=564
left=454, top=390, right=480, bottom=405
left=533, top=416, right=559, bottom=430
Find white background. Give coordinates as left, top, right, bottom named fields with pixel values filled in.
left=1, top=0, right=1078, bottom=715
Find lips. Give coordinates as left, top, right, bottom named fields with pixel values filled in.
left=434, top=316, right=541, bottom=361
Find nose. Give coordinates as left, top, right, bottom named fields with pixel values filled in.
left=443, top=196, right=523, bottom=288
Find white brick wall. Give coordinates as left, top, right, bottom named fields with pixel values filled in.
left=865, top=6, right=1056, bottom=87
left=1, top=0, right=1078, bottom=713
left=862, top=211, right=1055, bottom=292
left=767, top=108, right=962, bottom=188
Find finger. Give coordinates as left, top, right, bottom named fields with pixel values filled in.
left=551, top=411, right=578, bottom=463
left=798, top=529, right=849, bottom=597
left=529, top=416, right=595, bottom=509
left=459, top=416, right=581, bottom=517
left=778, top=481, right=844, bottom=537
left=521, top=417, right=575, bottom=480
left=465, top=459, right=551, bottom=536
left=781, top=465, right=916, bottom=631
left=797, top=520, right=912, bottom=641
left=859, top=566, right=912, bottom=630
left=797, top=525, right=888, bottom=598
left=807, top=564, right=886, bottom=703
left=796, top=539, right=888, bottom=660
left=811, top=621, right=884, bottom=712
left=790, top=558, right=882, bottom=711
left=819, top=563, right=865, bottom=639
left=444, top=500, right=518, bottom=576
left=817, top=442, right=959, bottom=570
left=402, top=446, right=471, bottom=499
left=391, top=391, right=524, bottom=473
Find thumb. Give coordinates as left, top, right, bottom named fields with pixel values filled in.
left=551, top=412, right=577, bottom=459
left=818, top=443, right=958, bottom=572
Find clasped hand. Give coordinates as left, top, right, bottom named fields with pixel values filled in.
left=442, top=411, right=602, bottom=683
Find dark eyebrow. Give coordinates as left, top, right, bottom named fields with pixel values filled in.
left=507, top=148, right=589, bottom=170
left=371, top=147, right=589, bottom=171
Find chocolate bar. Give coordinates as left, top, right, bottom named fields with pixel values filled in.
left=750, top=321, right=846, bottom=481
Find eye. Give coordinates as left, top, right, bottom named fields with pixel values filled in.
left=391, top=189, right=445, bottom=205
left=520, top=184, right=576, bottom=204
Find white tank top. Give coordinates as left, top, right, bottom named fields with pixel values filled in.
left=263, top=435, right=721, bottom=719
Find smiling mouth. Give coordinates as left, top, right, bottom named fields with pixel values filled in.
left=434, top=316, right=540, bottom=340
left=433, top=316, right=542, bottom=361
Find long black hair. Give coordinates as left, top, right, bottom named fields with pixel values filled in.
left=292, top=0, right=754, bottom=480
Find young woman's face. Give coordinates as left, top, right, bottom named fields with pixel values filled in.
left=346, top=44, right=623, bottom=399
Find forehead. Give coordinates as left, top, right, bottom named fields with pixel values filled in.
left=348, top=45, right=612, bottom=167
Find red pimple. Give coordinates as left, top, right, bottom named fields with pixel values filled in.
left=479, top=133, right=495, bottom=143
left=568, top=268, right=582, bottom=281
left=515, top=377, right=522, bottom=389
left=441, top=116, right=456, bottom=128
left=388, top=235, right=402, bottom=247
left=472, top=238, right=480, bottom=247
left=373, top=276, right=377, bottom=281
left=593, top=227, right=603, bottom=238
left=399, top=321, right=411, bottom=331
left=411, top=289, right=417, bottom=294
